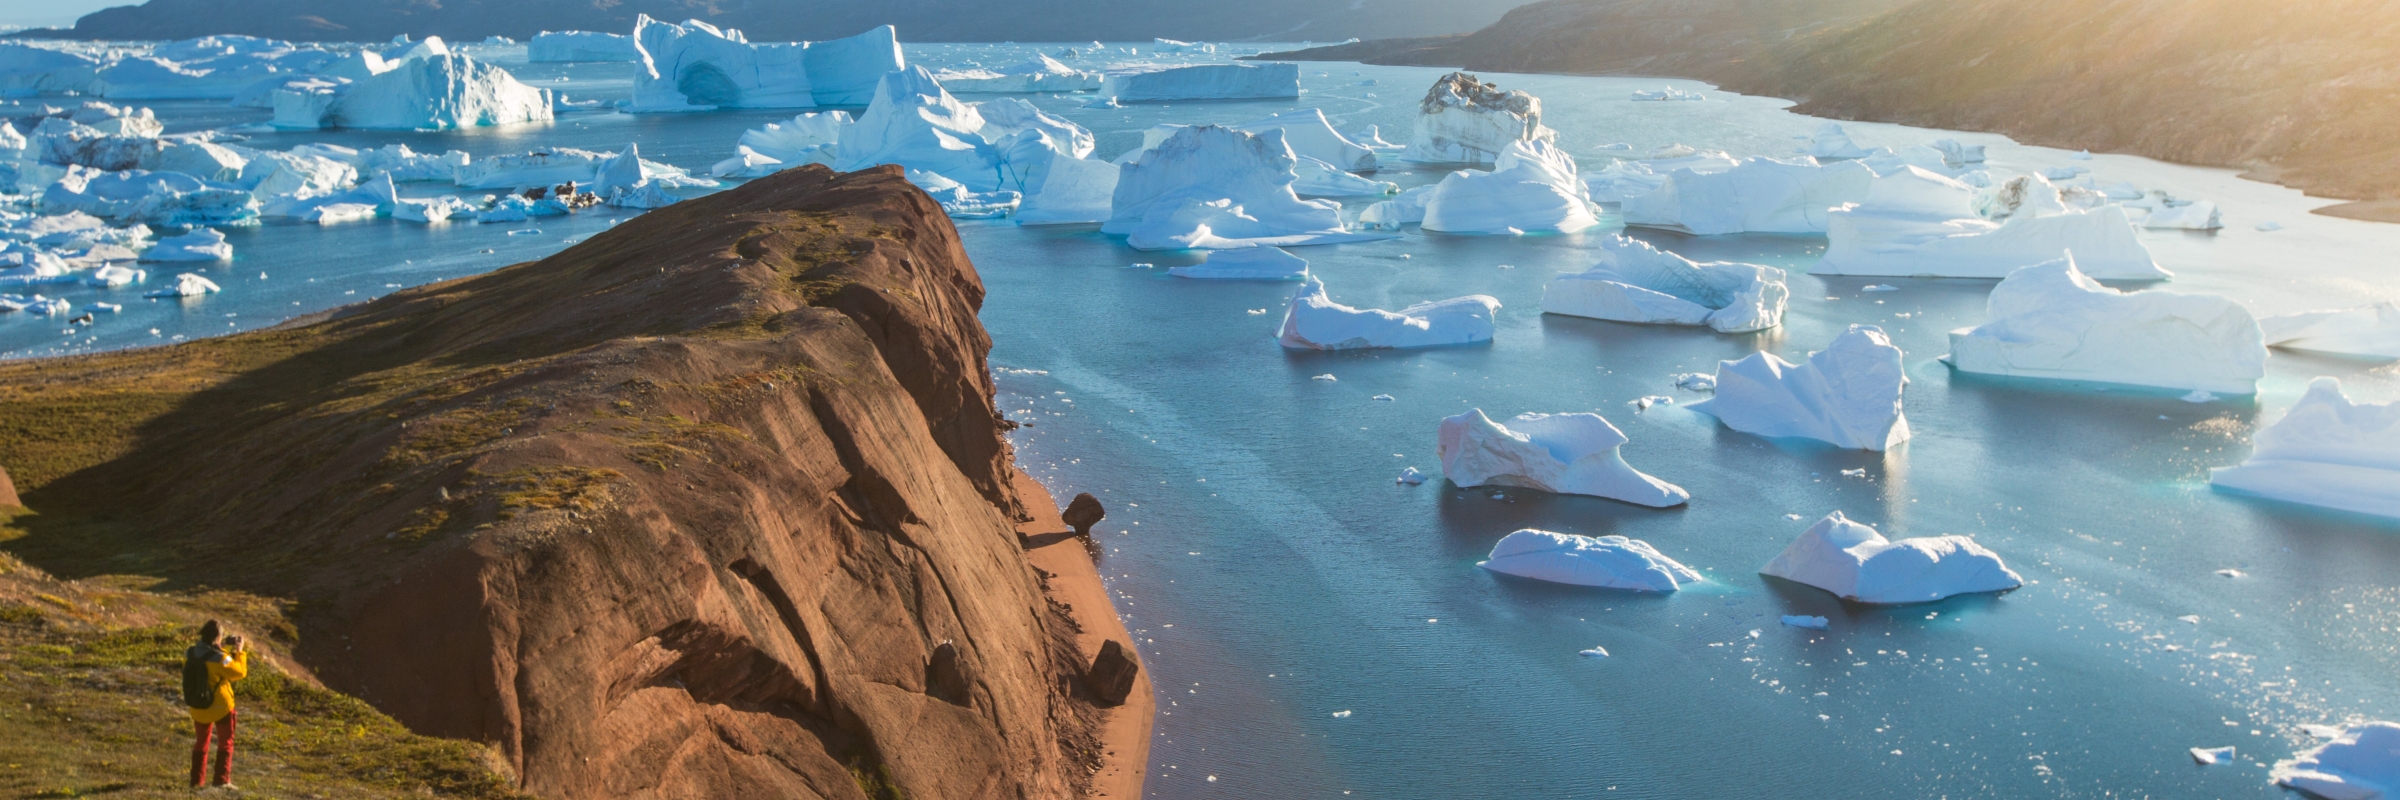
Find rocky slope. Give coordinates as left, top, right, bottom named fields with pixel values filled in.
left=32, top=0, right=1528, bottom=46
left=1263, top=0, right=2400, bottom=216
left=0, top=164, right=1129, bottom=798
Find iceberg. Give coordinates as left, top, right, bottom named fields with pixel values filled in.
left=144, top=272, right=222, bottom=298
left=36, top=129, right=165, bottom=173
left=1760, top=512, right=2023, bottom=603
left=138, top=228, right=232, bottom=261
left=1421, top=140, right=1597, bottom=234
left=800, top=24, right=905, bottom=106
left=2210, top=378, right=2400, bottom=518
left=1150, top=38, right=1217, bottom=54
left=0, top=44, right=103, bottom=94
left=833, top=67, right=999, bottom=189
left=607, top=182, right=680, bottom=210
left=1689, top=325, right=1911, bottom=450
left=629, top=16, right=807, bottom=111
left=710, top=147, right=784, bottom=179
left=736, top=110, right=849, bottom=165
left=452, top=147, right=709, bottom=192
left=1624, top=157, right=1873, bottom=235
left=1946, top=256, right=2266, bottom=394
left=1357, top=185, right=1433, bottom=230
left=276, top=53, right=551, bottom=130
left=529, top=32, right=640, bottom=62
left=1804, top=122, right=1874, bottom=160
left=1477, top=530, right=1702, bottom=591
left=1930, top=139, right=1986, bottom=168
left=2142, top=200, right=2223, bottom=230
left=1815, top=166, right=2168, bottom=279
left=83, top=264, right=145, bottom=286
left=146, top=141, right=248, bottom=182
left=394, top=196, right=478, bottom=222
left=2273, top=721, right=2400, bottom=800
left=1098, top=63, right=1299, bottom=102
left=1539, top=235, right=1787, bottom=333
left=1435, top=409, right=1688, bottom=507
left=1167, top=246, right=1308, bottom=280
left=1290, top=156, right=1396, bottom=196
left=96, top=41, right=335, bottom=100
left=979, top=97, right=1095, bottom=160
left=1629, top=87, right=1704, bottom=102
left=933, top=54, right=1101, bottom=93
left=2259, top=302, right=2400, bottom=359
left=1403, top=72, right=1557, bottom=166
left=1013, top=156, right=1119, bottom=225
left=41, top=167, right=259, bottom=226
left=1104, top=125, right=1384, bottom=250
left=1233, top=109, right=1378, bottom=172
left=1278, top=276, right=1497, bottom=349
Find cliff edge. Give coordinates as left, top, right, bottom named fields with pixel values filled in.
left=0, top=164, right=1136, bottom=798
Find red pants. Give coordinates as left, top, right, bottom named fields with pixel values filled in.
left=190, top=711, right=235, bottom=787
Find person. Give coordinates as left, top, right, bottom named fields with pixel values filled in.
left=180, top=620, right=248, bottom=789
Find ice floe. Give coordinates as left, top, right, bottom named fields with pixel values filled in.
left=1760, top=512, right=2022, bottom=603
left=1104, top=125, right=1383, bottom=250
left=1478, top=530, right=1702, bottom=591
left=1277, top=276, right=1497, bottom=349
left=138, top=228, right=232, bottom=261
left=2273, top=721, right=2400, bottom=800
left=143, top=272, right=221, bottom=298
left=2210, top=377, right=2400, bottom=518
left=1689, top=324, right=1911, bottom=450
left=1630, top=87, right=1704, bottom=102
left=1945, top=256, right=2266, bottom=394
left=1622, top=157, right=1873, bottom=235
left=1539, top=235, right=1787, bottom=333
left=2259, top=302, right=2400, bottom=359
left=1168, top=246, right=1308, bottom=280
left=2141, top=199, right=2222, bottom=230
left=1403, top=72, right=1557, bottom=166
left=529, top=31, right=641, bottom=62
left=1099, top=63, right=1299, bottom=102
left=1436, top=409, right=1688, bottom=507
left=1815, top=166, right=2168, bottom=279
left=1420, top=140, right=1597, bottom=234
left=933, top=54, right=1101, bottom=93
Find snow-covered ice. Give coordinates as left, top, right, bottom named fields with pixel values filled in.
left=1168, top=246, right=1308, bottom=280
left=2273, top=721, right=2400, bottom=800
left=1477, top=529, right=1703, bottom=592
left=1436, top=409, right=1689, bottom=507
left=2210, top=377, right=2400, bottom=519
left=1689, top=324, right=1911, bottom=450
left=1539, top=235, right=1787, bottom=333
left=1760, top=512, right=2023, bottom=604
left=1814, top=166, right=2168, bottom=279
left=1277, top=276, right=1497, bottom=349
left=1420, top=141, right=1598, bottom=234
left=1804, top=123, right=1874, bottom=160
left=1622, top=157, right=1873, bottom=235
left=1099, top=63, right=1299, bottom=102
left=1403, top=72, right=1557, bottom=166
left=2258, top=302, right=2400, bottom=359
left=1946, top=256, right=2266, bottom=394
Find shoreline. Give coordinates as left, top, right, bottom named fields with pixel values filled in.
left=1013, top=469, right=1153, bottom=799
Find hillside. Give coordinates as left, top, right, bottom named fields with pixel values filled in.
left=31, top=0, right=1527, bottom=45
left=1262, top=0, right=2400, bottom=217
left=0, top=164, right=1140, bottom=798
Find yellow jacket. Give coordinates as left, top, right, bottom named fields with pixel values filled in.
left=189, top=649, right=247, bottom=725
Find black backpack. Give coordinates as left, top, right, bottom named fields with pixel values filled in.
left=181, top=644, right=223, bottom=710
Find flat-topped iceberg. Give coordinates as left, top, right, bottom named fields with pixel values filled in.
left=1690, top=325, right=1911, bottom=450
left=139, top=228, right=232, bottom=261
left=1421, top=140, right=1598, bottom=234
left=1437, top=409, right=1688, bottom=507
left=933, top=54, right=1101, bottom=93
left=1403, top=72, right=1557, bottom=166
left=2273, top=721, right=2400, bottom=800
left=529, top=31, right=640, bottom=62
left=1540, top=235, right=1787, bottom=333
left=1104, top=125, right=1383, bottom=250
left=96, top=38, right=335, bottom=100
left=1623, top=157, right=1874, bottom=235
left=1805, top=122, right=1874, bottom=160
left=275, top=53, right=552, bottom=130
left=630, top=17, right=901, bottom=110
left=1098, top=63, right=1299, bottom=102
left=1479, top=530, right=1702, bottom=591
left=1761, top=512, right=2022, bottom=603
left=1947, top=256, right=2266, bottom=394
left=1278, top=276, right=1497, bottom=349
left=1815, top=166, right=2167, bottom=279
left=1233, top=109, right=1377, bottom=172
left=2260, top=302, right=2400, bottom=359
left=2210, top=378, right=2400, bottom=518
left=0, top=44, right=103, bottom=94
left=1168, top=246, right=1308, bottom=280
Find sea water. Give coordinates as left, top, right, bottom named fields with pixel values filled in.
left=6, top=42, right=2398, bottom=799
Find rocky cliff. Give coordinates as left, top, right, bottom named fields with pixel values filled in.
left=1263, top=0, right=2400, bottom=217
left=0, top=165, right=1126, bottom=798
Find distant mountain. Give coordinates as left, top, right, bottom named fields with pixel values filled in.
left=27, top=0, right=1531, bottom=44
left=1265, top=0, right=2400, bottom=217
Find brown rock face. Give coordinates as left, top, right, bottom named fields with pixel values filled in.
left=0, top=165, right=1108, bottom=798
left=1086, top=640, right=1140, bottom=707
left=0, top=466, right=17, bottom=508
left=1062, top=493, right=1106, bottom=537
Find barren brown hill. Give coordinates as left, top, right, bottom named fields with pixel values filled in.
left=1263, top=0, right=2400, bottom=218
left=0, top=164, right=1134, bottom=798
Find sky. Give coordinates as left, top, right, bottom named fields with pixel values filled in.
left=0, top=0, right=125, bottom=28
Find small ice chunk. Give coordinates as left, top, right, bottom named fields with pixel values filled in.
left=1629, top=395, right=1673, bottom=411
left=1437, top=409, right=1688, bottom=507
left=1311, top=374, right=1337, bottom=381
left=1781, top=615, right=1830, bottom=630
left=2182, top=390, right=2217, bottom=403
left=1168, top=247, right=1309, bottom=280
left=1759, top=512, right=2023, bottom=604
left=2179, top=615, right=2202, bottom=624
left=143, top=272, right=221, bottom=298
left=2272, top=722, right=2400, bottom=800
left=2216, top=569, right=2244, bottom=578
left=1278, top=276, right=1498, bottom=350
left=1396, top=467, right=1426, bottom=485
left=2256, top=221, right=2283, bottom=232
left=1862, top=284, right=1898, bottom=292
left=1372, top=394, right=1395, bottom=401
left=1840, top=468, right=1867, bottom=477
left=1478, top=529, right=1702, bottom=591
left=1330, top=710, right=1352, bottom=718
left=1674, top=373, right=1717, bottom=391
left=1579, top=647, right=1610, bottom=658
left=2190, top=746, right=2235, bottom=765
left=2070, top=150, right=2093, bottom=160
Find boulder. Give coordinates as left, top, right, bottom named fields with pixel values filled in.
left=1087, top=639, right=1140, bottom=706
left=1063, top=493, right=1105, bottom=536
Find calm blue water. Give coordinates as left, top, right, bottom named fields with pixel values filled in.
left=8, top=41, right=2399, bottom=800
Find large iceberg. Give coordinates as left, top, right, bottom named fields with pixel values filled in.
left=1103, top=125, right=1384, bottom=250
left=1478, top=530, right=1702, bottom=592
left=933, top=54, right=1101, bottom=93
left=1760, top=512, right=2023, bottom=603
left=1946, top=256, right=2267, bottom=394
left=96, top=37, right=335, bottom=100
left=1403, top=72, right=1557, bottom=166
left=1233, top=109, right=1377, bottom=172
left=630, top=17, right=902, bottom=110
left=2210, top=378, right=2400, bottom=518
left=1539, top=235, right=1786, bottom=333
left=1436, top=409, right=1688, bottom=507
left=1168, top=246, right=1308, bottom=280
left=736, top=110, right=849, bottom=165
left=833, top=66, right=998, bottom=189
left=2272, top=721, right=2400, bottom=800
left=1277, top=276, right=1498, bottom=349
left=1690, top=324, right=1911, bottom=450
left=1623, top=157, right=1874, bottom=235
left=1012, top=156, right=1119, bottom=225
left=41, top=167, right=259, bottom=226
left=1098, top=63, right=1299, bottom=102
left=800, top=24, right=905, bottom=106
left=276, top=53, right=551, bottom=130
left=1815, top=166, right=2167, bottom=279
left=529, top=31, right=640, bottom=62
left=2259, top=302, right=2400, bottom=359
left=1420, top=140, right=1598, bottom=234
left=0, top=44, right=103, bottom=94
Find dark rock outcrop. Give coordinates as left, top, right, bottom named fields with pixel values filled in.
left=1063, top=493, right=1105, bottom=538
left=1086, top=640, right=1140, bottom=707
